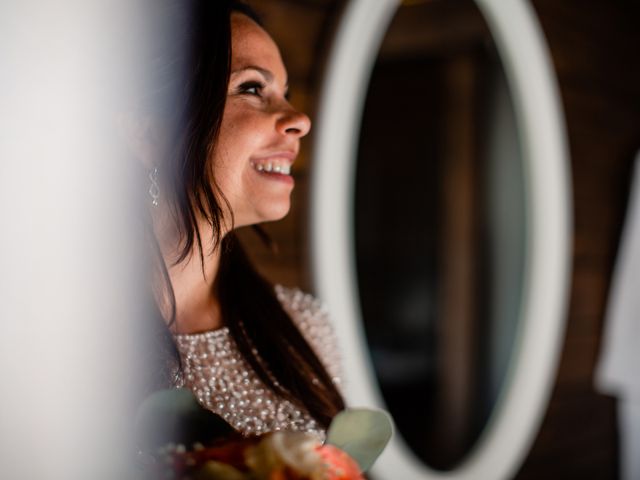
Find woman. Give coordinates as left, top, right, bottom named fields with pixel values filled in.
left=135, top=1, right=345, bottom=439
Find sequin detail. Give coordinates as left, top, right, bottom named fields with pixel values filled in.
left=173, top=286, right=342, bottom=439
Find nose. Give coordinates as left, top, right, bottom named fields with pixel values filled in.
left=276, top=104, right=311, bottom=138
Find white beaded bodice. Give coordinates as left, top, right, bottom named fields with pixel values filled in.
left=172, top=286, right=342, bottom=439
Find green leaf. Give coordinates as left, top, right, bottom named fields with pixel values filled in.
left=135, top=388, right=236, bottom=450
left=326, top=408, right=393, bottom=472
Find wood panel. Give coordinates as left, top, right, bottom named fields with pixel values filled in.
left=514, top=1, right=640, bottom=478
left=434, top=53, right=483, bottom=466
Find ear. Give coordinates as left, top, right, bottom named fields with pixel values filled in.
left=118, top=111, right=157, bottom=171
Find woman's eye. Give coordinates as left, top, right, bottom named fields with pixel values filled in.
left=238, top=81, right=264, bottom=96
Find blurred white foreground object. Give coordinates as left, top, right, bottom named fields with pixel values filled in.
left=0, top=1, right=154, bottom=478
left=595, top=152, right=640, bottom=480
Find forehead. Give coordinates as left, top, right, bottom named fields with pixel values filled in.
left=230, top=13, right=286, bottom=76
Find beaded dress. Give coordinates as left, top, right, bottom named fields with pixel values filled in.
left=172, top=286, right=342, bottom=439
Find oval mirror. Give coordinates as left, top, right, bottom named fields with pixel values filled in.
left=310, top=0, right=572, bottom=479
left=355, top=0, right=526, bottom=470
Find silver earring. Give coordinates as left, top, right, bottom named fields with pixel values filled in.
left=148, top=167, right=160, bottom=206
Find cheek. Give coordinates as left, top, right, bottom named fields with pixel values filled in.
left=217, top=110, right=262, bottom=164
left=211, top=113, right=259, bottom=197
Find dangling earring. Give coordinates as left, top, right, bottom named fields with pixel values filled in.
left=148, top=167, right=160, bottom=207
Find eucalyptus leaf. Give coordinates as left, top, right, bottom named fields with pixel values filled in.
left=326, top=408, right=393, bottom=472
left=135, top=388, right=236, bottom=450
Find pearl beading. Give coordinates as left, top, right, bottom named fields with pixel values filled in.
left=173, top=286, right=342, bottom=440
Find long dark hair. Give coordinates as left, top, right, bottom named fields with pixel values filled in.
left=146, top=0, right=344, bottom=429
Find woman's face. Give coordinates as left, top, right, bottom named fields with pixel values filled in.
left=213, top=13, right=311, bottom=229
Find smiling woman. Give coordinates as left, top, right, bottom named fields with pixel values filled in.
left=132, top=0, right=343, bottom=444
left=214, top=13, right=311, bottom=228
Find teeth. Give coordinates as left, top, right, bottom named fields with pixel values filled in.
left=252, top=162, right=291, bottom=175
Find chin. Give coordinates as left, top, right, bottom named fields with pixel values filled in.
left=258, top=200, right=291, bottom=223
left=262, top=207, right=290, bottom=223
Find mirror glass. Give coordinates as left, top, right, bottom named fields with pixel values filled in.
left=354, top=0, right=526, bottom=469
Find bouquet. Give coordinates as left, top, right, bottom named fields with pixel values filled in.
left=135, top=389, right=393, bottom=480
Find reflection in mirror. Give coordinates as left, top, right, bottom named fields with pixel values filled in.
left=354, top=0, right=525, bottom=470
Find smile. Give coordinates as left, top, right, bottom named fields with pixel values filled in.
left=250, top=160, right=292, bottom=175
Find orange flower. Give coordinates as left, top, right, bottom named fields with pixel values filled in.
left=314, top=444, right=364, bottom=480
left=268, top=468, right=288, bottom=480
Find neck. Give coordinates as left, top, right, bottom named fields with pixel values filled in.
left=164, top=241, right=224, bottom=334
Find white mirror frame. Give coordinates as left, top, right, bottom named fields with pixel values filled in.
left=310, top=0, right=572, bottom=479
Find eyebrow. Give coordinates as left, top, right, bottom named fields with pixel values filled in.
left=231, top=65, right=274, bottom=83
left=230, top=65, right=289, bottom=91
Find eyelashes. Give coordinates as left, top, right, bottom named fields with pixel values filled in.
left=235, top=80, right=290, bottom=101
left=237, top=80, right=265, bottom=97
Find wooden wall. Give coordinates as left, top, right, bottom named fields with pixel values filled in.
left=241, top=0, right=640, bottom=477
left=515, top=1, right=640, bottom=478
